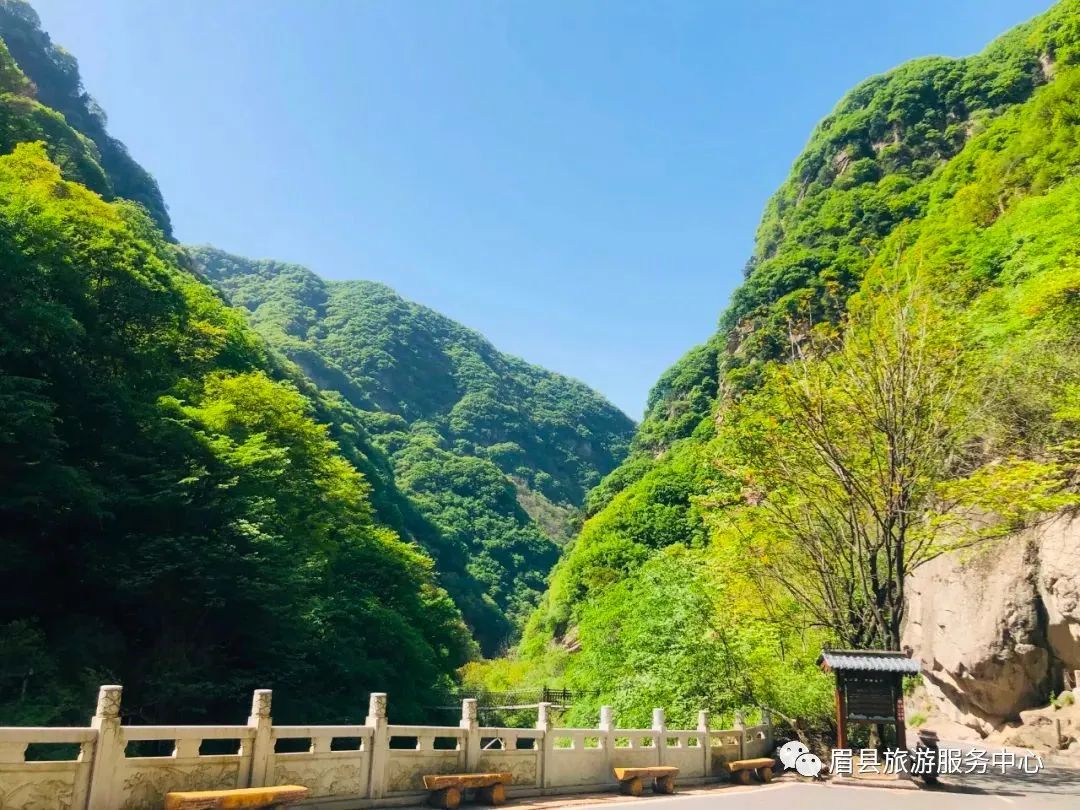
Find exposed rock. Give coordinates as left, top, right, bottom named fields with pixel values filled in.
left=1037, top=515, right=1080, bottom=673
left=991, top=701, right=1080, bottom=752
left=904, top=684, right=982, bottom=743
left=1040, top=52, right=1057, bottom=81
left=903, top=513, right=1080, bottom=735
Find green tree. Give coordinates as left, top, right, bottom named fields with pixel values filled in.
left=0, top=144, right=471, bottom=723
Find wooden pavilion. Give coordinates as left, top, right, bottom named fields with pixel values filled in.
left=817, top=649, right=921, bottom=749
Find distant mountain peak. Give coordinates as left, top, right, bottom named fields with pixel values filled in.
left=189, top=245, right=635, bottom=651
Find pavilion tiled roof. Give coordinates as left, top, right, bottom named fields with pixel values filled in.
left=817, top=649, right=921, bottom=674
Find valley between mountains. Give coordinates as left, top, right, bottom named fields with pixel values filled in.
left=1, top=0, right=1078, bottom=749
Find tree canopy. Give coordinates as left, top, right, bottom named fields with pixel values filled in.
left=189, top=247, right=635, bottom=651
left=0, top=134, right=471, bottom=723
left=496, top=0, right=1080, bottom=735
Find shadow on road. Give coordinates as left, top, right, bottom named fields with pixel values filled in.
left=935, top=763, right=1080, bottom=797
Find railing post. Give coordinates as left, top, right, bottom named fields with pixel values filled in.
left=365, top=692, right=389, bottom=799
left=246, top=689, right=273, bottom=788
left=697, top=710, right=711, bottom=777
left=461, top=698, right=480, bottom=771
left=761, top=707, right=773, bottom=750
left=599, top=705, right=614, bottom=776
left=652, top=708, right=665, bottom=767
left=86, top=685, right=124, bottom=810
left=734, top=710, right=746, bottom=761
left=536, top=701, right=554, bottom=789
left=0, top=737, right=26, bottom=764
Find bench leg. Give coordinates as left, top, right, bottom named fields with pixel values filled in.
left=756, top=767, right=773, bottom=783
left=477, top=783, right=507, bottom=806
left=653, top=775, right=675, bottom=794
left=735, top=768, right=751, bottom=786
left=429, top=787, right=462, bottom=810
left=620, top=777, right=643, bottom=797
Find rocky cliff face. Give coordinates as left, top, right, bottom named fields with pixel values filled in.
left=904, top=512, right=1080, bottom=735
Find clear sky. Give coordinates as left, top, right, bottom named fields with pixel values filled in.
left=31, top=0, right=1054, bottom=418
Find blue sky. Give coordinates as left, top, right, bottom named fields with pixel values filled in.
left=32, top=0, right=1053, bottom=418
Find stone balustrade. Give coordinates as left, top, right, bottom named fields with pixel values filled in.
left=0, top=686, right=773, bottom=809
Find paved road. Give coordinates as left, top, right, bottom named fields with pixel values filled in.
left=569, top=780, right=1079, bottom=809
left=502, top=741, right=1080, bottom=810
left=925, top=737, right=1080, bottom=799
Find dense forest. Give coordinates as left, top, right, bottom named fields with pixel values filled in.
left=476, top=0, right=1080, bottom=730
left=3, top=0, right=1079, bottom=738
left=0, top=0, right=170, bottom=235
left=0, top=9, right=479, bottom=723
left=0, top=0, right=632, bottom=724
left=189, top=247, right=634, bottom=651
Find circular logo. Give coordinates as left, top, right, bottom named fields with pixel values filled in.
left=778, top=740, right=809, bottom=769
left=794, top=752, right=823, bottom=777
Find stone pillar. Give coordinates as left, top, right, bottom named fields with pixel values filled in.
left=761, top=707, right=773, bottom=749
left=365, top=692, right=389, bottom=799
left=461, top=698, right=480, bottom=771
left=0, top=739, right=26, bottom=764
left=599, top=706, right=614, bottom=775
left=697, top=710, right=711, bottom=777
left=652, top=708, right=666, bottom=766
left=86, top=685, right=124, bottom=810
left=734, top=710, right=746, bottom=761
left=246, top=689, right=273, bottom=788
left=536, top=702, right=554, bottom=788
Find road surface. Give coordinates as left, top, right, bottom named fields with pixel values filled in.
left=565, top=779, right=1078, bottom=808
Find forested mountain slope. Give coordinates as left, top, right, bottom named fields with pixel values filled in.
left=189, top=247, right=635, bottom=651
left=498, top=0, right=1080, bottom=728
left=0, top=3, right=475, bottom=725
left=0, top=0, right=171, bottom=235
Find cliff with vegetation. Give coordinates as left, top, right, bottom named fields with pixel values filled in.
left=0, top=0, right=634, bottom=728
left=0, top=1, right=470, bottom=726
left=4, top=0, right=1080, bottom=740
left=188, top=247, right=634, bottom=651
left=488, top=0, right=1080, bottom=732
left=0, top=0, right=171, bottom=235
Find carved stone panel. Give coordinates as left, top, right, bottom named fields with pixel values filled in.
left=273, top=761, right=367, bottom=798
left=385, top=753, right=461, bottom=793
left=119, top=763, right=239, bottom=810
left=476, top=755, right=538, bottom=787
left=0, top=774, right=75, bottom=810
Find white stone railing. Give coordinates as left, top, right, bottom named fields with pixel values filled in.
left=0, top=686, right=773, bottom=809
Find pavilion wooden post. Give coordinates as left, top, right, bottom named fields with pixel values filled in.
left=894, top=676, right=907, bottom=750
left=833, top=675, right=847, bottom=750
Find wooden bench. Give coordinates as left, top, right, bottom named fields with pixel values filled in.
left=164, top=785, right=309, bottom=809
left=613, top=766, right=679, bottom=796
left=423, top=772, right=512, bottom=809
left=726, top=757, right=775, bottom=785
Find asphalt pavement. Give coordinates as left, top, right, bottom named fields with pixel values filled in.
left=569, top=779, right=1079, bottom=809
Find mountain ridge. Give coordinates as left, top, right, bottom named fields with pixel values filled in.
left=492, top=0, right=1080, bottom=731
left=0, top=1, right=482, bottom=724
left=189, top=245, right=635, bottom=651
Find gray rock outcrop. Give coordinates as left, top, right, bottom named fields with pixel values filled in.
left=903, top=512, right=1079, bottom=735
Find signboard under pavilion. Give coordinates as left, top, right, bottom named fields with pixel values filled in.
left=817, top=649, right=921, bottom=750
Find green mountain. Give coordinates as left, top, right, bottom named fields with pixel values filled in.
left=0, top=0, right=171, bottom=236
left=188, top=247, right=635, bottom=652
left=495, top=0, right=1080, bottom=728
left=6, top=0, right=1078, bottom=734
left=0, top=2, right=476, bottom=725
